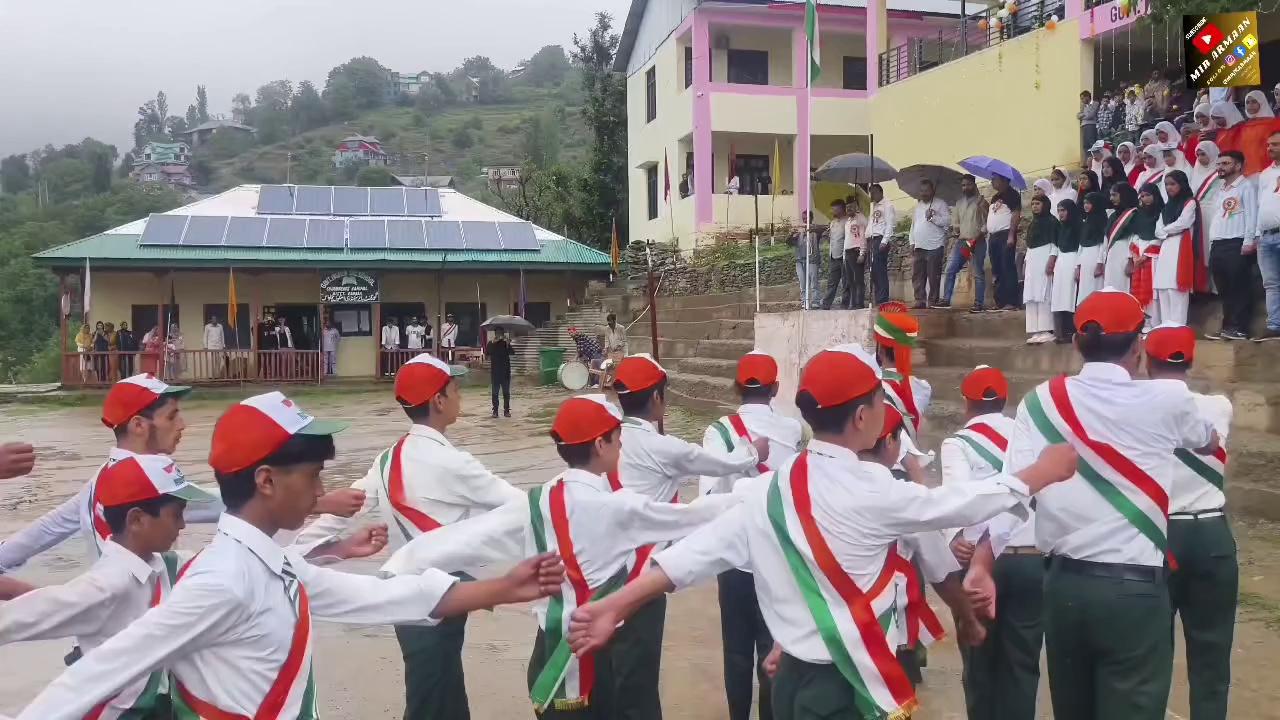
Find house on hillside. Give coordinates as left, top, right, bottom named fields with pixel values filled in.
left=333, top=135, right=388, bottom=168
left=135, top=142, right=190, bottom=166
left=465, top=77, right=481, bottom=103
left=178, top=119, right=257, bottom=148
left=482, top=166, right=521, bottom=188
left=393, top=175, right=457, bottom=189
left=390, top=71, right=431, bottom=96
left=131, top=162, right=194, bottom=189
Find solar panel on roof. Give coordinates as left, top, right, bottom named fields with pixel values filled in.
left=333, top=186, right=369, bottom=216
left=424, top=189, right=442, bottom=216
left=257, top=185, right=296, bottom=214
left=370, top=187, right=407, bottom=215
left=304, top=219, right=345, bottom=248
left=424, top=220, right=465, bottom=250
left=461, top=221, right=501, bottom=250
left=387, top=219, right=426, bottom=249
left=348, top=219, right=387, bottom=249
left=139, top=214, right=189, bottom=245
left=404, top=189, right=428, bottom=216
left=264, top=218, right=307, bottom=247
left=295, top=186, right=333, bottom=214
left=225, top=217, right=269, bottom=247
left=182, top=216, right=230, bottom=246
left=497, top=221, right=539, bottom=250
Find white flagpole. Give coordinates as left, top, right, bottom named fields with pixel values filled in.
left=805, top=19, right=814, bottom=311
left=754, top=230, right=761, bottom=312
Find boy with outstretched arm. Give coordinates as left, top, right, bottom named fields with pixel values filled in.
left=14, top=391, right=563, bottom=720
left=568, top=345, right=1077, bottom=720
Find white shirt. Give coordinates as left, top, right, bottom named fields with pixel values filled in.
left=909, top=199, right=950, bottom=250
left=1208, top=175, right=1258, bottom=245
left=601, top=324, right=628, bottom=354
left=405, top=324, right=426, bottom=350
left=296, top=424, right=525, bottom=550
left=828, top=218, right=846, bottom=260
left=618, top=417, right=760, bottom=503
left=1170, top=391, right=1232, bottom=514
left=1255, top=163, right=1280, bottom=235
left=939, top=413, right=1022, bottom=546
left=700, top=404, right=805, bottom=496
left=845, top=213, right=868, bottom=251
left=321, top=327, right=340, bottom=352
left=654, top=441, right=1029, bottom=664
left=868, top=200, right=896, bottom=239
left=0, top=448, right=224, bottom=573
left=380, top=468, right=739, bottom=627
left=986, top=196, right=1013, bottom=234
left=381, top=324, right=400, bottom=348
left=441, top=323, right=459, bottom=347
left=16, top=514, right=459, bottom=720
left=202, top=323, right=225, bottom=351
left=1004, top=363, right=1215, bottom=566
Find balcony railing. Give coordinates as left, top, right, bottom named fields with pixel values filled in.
left=879, top=0, right=1065, bottom=86
left=62, top=349, right=320, bottom=388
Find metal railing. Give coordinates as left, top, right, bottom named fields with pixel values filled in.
left=375, top=347, right=485, bottom=380
left=879, top=0, right=1065, bottom=86
left=62, top=349, right=320, bottom=388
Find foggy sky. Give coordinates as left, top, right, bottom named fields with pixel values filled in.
left=0, top=0, right=633, bottom=157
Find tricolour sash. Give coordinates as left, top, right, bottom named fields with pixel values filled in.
left=768, top=453, right=916, bottom=720
left=527, top=479, right=625, bottom=713
left=88, top=462, right=113, bottom=553
left=1175, top=446, right=1227, bottom=491
left=379, top=436, right=443, bottom=543
left=710, top=415, right=770, bottom=474
left=953, top=422, right=1009, bottom=473
left=1024, top=377, right=1174, bottom=567
left=1195, top=173, right=1221, bottom=203
left=889, top=553, right=945, bottom=650
left=880, top=373, right=920, bottom=437
left=1105, top=208, right=1138, bottom=250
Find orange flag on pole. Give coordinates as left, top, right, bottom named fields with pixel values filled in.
left=610, top=216, right=620, bottom=273
left=227, top=267, right=238, bottom=329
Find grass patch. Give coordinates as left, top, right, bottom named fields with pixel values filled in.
left=1239, top=591, right=1280, bottom=633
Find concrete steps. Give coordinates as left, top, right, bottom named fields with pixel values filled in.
left=665, top=371, right=737, bottom=414
left=511, top=305, right=610, bottom=375
left=629, top=337, right=756, bottom=361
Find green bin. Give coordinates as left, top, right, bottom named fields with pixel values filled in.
left=539, top=347, right=567, bottom=385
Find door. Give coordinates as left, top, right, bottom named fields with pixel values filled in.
left=275, top=304, right=320, bottom=350
left=515, top=301, right=552, bottom=328
left=381, top=302, right=428, bottom=348
left=444, top=302, right=486, bottom=347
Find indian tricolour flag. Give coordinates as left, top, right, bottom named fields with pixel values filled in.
left=805, top=0, right=821, bottom=83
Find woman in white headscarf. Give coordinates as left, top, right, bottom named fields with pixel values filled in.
left=1087, top=142, right=1112, bottom=178
left=1245, top=90, right=1276, bottom=120
left=1195, top=103, right=1214, bottom=134
left=1136, top=145, right=1166, bottom=192
left=1211, top=101, right=1245, bottom=129
left=1033, top=178, right=1054, bottom=201
left=1138, top=128, right=1159, bottom=153
left=1048, top=168, right=1076, bottom=216
left=1116, top=141, right=1138, bottom=177
left=1191, top=141, right=1222, bottom=275
left=1155, top=120, right=1181, bottom=149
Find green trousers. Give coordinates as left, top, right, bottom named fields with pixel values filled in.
left=1169, top=515, right=1238, bottom=720
left=771, top=653, right=900, bottom=720
left=527, top=628, right=616, bottom=719
left=961, top=553, right=1044, bottom=720
left=1043, top=557, right=1172, bottom=720
left=608, top=594, right=667, bottom=720
left=396, top=615, right=470, bottom=720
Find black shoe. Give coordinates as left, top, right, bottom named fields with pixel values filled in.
left=1221, top=329, right=1249, bottom=341
left=1203, top=330, right=1223, bottom=340
left=504, top=409, right=511, bottom=418
left=931, top=301, right=951, bottom=309
left=491, top=410, right=499, bottom=418
left=969, top=305, right=984, bottom=313
left=1254, top=329, right=1280, bottom=342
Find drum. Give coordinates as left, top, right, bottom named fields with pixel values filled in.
left=558, top=361, right=589, bottom=390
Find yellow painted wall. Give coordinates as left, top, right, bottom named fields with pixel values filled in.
left=710, top=92, right=797, bottom=135
left=81, top=269, right=572, bottom=379
left=814, top=32, right=866, bottom=90
left=709, top=26, right=794, bottom=86
left=627, top=34, right=695, bottom=248
left=870, top=21, right=1091, bottom=201
left=811, top=97, right=872, bottom=137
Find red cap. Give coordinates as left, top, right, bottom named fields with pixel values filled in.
left=880, top=403, right=908, bottom=439
left=613, top=355, right=667, bottom=394
left=394, top=354, right=469, bottom=407
left=550, top=395, right=623, bottom=445
left=1074, top=289, right=1146, bottom=334
left=96, top=454, right=215, bottom=508
left=961, top=365, right=1009, bottom=401
left=101, top=374, right=191, bottom=429
left=208, top=392, right=347, bottom=474
left=798, top=344, right=882, bottom=409
left=1145, top=323, right=1196, bottom=364
left=736, top=352, right=778, bottom=387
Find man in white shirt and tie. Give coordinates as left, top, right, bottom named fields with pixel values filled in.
left=909, top=179, right=951, bottom=309
left=1207, top=150, right=1259, bottom=341
left=843, top=200, right=870, bottom=309
left=867, top=184, right=898, bottom=306
left=441, top=313, right=460, bottom=362
left=1253, top=130, right=1280, bottom=342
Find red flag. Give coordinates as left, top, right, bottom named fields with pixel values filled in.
left=663, top=150, right=671, bottom=203
left=1215, top=118, right=1280, bottom=176
left=728, top=143, right=737, bottom=180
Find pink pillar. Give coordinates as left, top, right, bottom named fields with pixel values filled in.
left=693, top=11, right=714, bottom=227
left=793, top=25, right=811, bottom=220
left=865, top=0, right=886, bottom=94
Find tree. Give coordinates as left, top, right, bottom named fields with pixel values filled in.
left=323, top=77, right=357, bottom=121
left=41, top=159, right=92, bottom=204
left=165, top=116, right=188, bottom=137
left=355, top=166, right=397, bottom=187
left=231, top=93, right=253, bottom=124
left=289, top=81, right=327, bottom=134
left=185, top=104, right=200, bottom=128
left=133, top=100, right=164, bottom=148
left=521, top=45, right=571, bottom=87
left=252, top=80, right=294, bottom=144
left=155, top=91, right=169, bottom=129
left=89, top=152, right=113, bottom=194
left=456, top=56, right=508, bottom=103
left=451, top=126, right=475, bottom=150
left=195, top=84, right=210, bottom=123
left=571, top=12, right=628, bottom=249
left=0, top=155, right=31, bottom=195
left=325, top=56, right=391, bottom=111
left=520, top=110, right=561, bottom=170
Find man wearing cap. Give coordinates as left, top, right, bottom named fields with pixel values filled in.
left=610, top=353, right=768, bottom=720
left=441, top=313, right=460, bottom=362
left=699, top=351, right=804, bottom=720
left=383, top=394, right=742, bottom=717
left=941, top=366, right=1043, bottom=720
left=1146, top=323, right=1236, bottom=720
left=295, top=353, right=526, bottom=720
left=15, top=391, right=565, bottom=720
left=993, top=290, right=1220, bottom=720
left=568, top=344, right=1078, bottom=720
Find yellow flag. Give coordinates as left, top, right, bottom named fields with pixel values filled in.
left=772, top=138, right=782, bottom=198
left=610, top=216, right=620, bottom=273
left=227, top=268, right=238, bottom=329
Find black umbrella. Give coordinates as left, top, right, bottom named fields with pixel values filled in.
left=896, top=164, right=966, bottom=204
left=813, top=153, right=898, bottom=185
left=480, top=315, right=536, bottom=335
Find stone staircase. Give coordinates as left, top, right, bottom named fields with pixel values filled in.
left=511, top=304, right=613, bottom=376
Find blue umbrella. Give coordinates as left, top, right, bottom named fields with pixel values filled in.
left=958, top=156, right=1027, bottom=190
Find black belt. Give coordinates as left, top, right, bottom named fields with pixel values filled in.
left=1049, top=556, right=1164, bottom=583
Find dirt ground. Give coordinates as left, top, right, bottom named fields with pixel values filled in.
left=2, top=385, right=1278, bottom=718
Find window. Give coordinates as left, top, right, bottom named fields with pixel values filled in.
left=202, top=303, right=251, bottom=348
left=734, top=154, right=771, bottom=196
left=645, top=67, right=657, bottom=122
left=684, top=46, right=693, bottom=89
left=329, top=304, right=372, bottom=337
left=842, top=56, right=868, bottom=91
left=131, top=305, right=180, bottom=338
left=727, top=49, right=769, bottom=85
left=514, top=301, right=552, bottom=328
left=646, top=165, right=659, bottom=220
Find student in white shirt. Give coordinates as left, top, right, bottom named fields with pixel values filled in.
left=381, top=317, right=401, bottom=376
left=13, top=392, right=565, bottom=720
left=405, top=318, right=427, bottom=350
left=873, top=306, right=933, bottom=473
left=700, top=352, right=804, bottom=720
left=441, top=313, right=460, bottom=362
left=1207, top=150, right=1259, bottom=341
left=973, top=290, right=1219, bottom=720
left=611, top=353, right=766, bottom=720
left=867, top=184, right=898, bottom=306
left=382, top=394, right=740, bottom=717
left=1145, top=324, right=1236, bottom=720
left=202, top=316, right=225, bottom=351
left=1254, top=130, right=1280, bottom=342
left=1153, top=170, right=1202, bottom=326
left=566, top=345, right=1078, bottom=720
left=294, top=353, right=523, bottom=720
left=909, top=179, right=951, bottom=309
